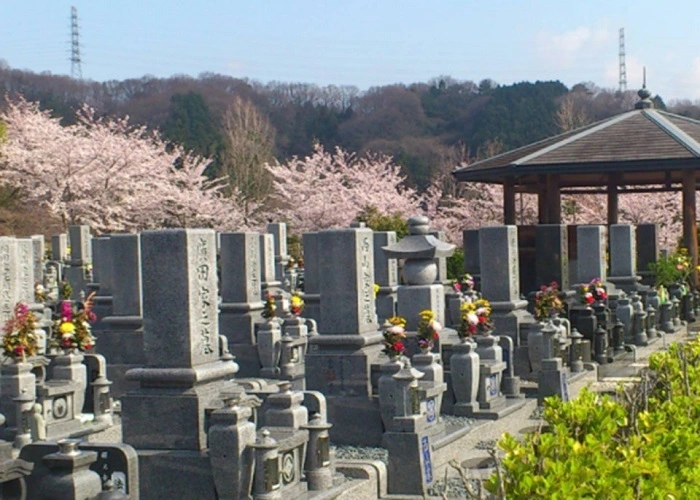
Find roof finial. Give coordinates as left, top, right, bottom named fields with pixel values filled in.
left=635, top=67, right=653, bottom=109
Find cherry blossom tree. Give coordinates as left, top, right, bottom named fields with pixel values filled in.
left=265, top=144, right=421, bottom=233
left=0, top=97, right=247, bottom=233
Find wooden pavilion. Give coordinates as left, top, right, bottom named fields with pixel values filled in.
left=452, top=87, right=700, bottom=285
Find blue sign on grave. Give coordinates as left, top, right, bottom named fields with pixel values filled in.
left=426, top=398, right=436, bottom=423
left=421, top=435, right=433, bottom=484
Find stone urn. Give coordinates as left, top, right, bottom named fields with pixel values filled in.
left=52, top=351, right=88, bottom=417
left=527, top=322, right=546, bottom=375
left=449, top=338, right=479, bottom=414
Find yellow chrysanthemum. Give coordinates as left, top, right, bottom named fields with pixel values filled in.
left=59, top=321, right=76, bottom=334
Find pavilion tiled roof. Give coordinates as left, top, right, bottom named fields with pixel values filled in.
left=453, top=101, right=700, bottom=185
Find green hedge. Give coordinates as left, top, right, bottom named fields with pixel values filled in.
left=487, top=340, right=700, bottom=498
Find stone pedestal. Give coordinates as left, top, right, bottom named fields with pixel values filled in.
left=208, top=392, right=256, bottom=500
left=52, top=352, right=88, bottom=417
left=449, top=340, right=480, bottom=416
left=38, top=440, right=102, bottom=500
left=0, top=362, right=36, bottom=441
left=538, top=358, right=569, bottom=405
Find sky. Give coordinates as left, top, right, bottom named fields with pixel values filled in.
left=2, top=1, right=700, bottom=102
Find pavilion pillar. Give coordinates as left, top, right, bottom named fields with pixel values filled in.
left=546, top=174, right=561, bottom=224
left=607, top=175, right=620, bottom=225
left=682, top=169, right=698, bottom=288
left=537, top=175, right=548, bottom=224
left=503, top=177, right=516, bottom=225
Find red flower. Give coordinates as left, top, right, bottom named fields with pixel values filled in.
left=393, top=341, right=404, bottom=352
left=586, top=295, right=594, bottom=304
left=14, top=345, right=24, bottom=354
left=479, top=315, right=487, bottom=323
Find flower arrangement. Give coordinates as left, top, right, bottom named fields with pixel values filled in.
left=35, top=283, right=47, bottom=303
left=53, top=292, right=96, bottom=352
left=452, top=273, right=475, bottom=294
left=459, top=298, right=493, bottom=339
left=417, top=309, right=442, bottom=349
left=649, top=247, right=697, bottom=289
left=382, top=316, right=407, bottom=357
left=534, top=281, right=565, bottom=321
left=2, top=302, right=39, bottom=361
left=290, top=292, right=304, bottom=316
left=59, top=280, right=72, bottom=301
left=261, top=292, right=277, bottom=320
left=579, top=278, right=607, bottom=305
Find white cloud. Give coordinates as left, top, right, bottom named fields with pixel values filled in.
left=534, top=22, right=614, bottom=69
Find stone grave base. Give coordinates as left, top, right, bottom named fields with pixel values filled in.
left=326, top=396, right=384, bottom=447
left=451, top=397, right=528, bottom=420
left=137, top=449, right=216, bottom=499
left=228, top=344, right=261, bottom=378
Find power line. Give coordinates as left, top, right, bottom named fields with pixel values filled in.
left=70, top=6, right=82, bottom=80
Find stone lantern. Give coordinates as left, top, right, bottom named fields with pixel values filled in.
left=382, top=216, right=455, bottom=333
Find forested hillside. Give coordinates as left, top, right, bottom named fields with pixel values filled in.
left=2, top=64, right=693, bottom=190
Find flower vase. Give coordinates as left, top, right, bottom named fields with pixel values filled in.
left=449, top=338, right=479, bottom=414
left=413, top=347, right=444, bottom=418
left=0, top=361, right=36, bottom=439
left=378, top=356, right=403, bottom=431
left=527, top=322, right=545, bottom=376
left=52, top=351, right=87, bottom=417
left=257, top=320, right=282, bottom=378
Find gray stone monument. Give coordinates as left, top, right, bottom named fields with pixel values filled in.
left=0, top=237, right=18, bottom=323
left=462, top=229, right=480, bottom=280
left=305, top=226, right=385, bottom=445
left=300, top=232, right=320, bottom=322
left=90, top=236, right=114, bottom=329
left=577, top=225, right=608, bottom=284
left=259, top=233, right=281, bottom=291
left=479, top=226, right=535, bottom=343
left=219, top=232, right=265, bottom=377
left=63, top=225, right=92, bottom=300
left=608, top=224, right=641, bottom=292
left=31, top=235, right=45, bottom=286
left=51, top=234, right=68, bottom=261
left=373, top=231, right=399, bottom=323
left=636, top=223, right=659, bottom=286
left=15, top=239, right=35, bottom=305
left=122, top=229, right=238, bottom=451
left=267, top=223, right=289, bottom=284
left=100, top=234, right=145, bottom=399
left=535, top=224, right=569, bottom=291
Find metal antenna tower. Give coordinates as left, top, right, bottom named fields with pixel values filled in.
left=618, top=28, right=627, bottom=92
left=70, top=6, right=82, bottom=79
